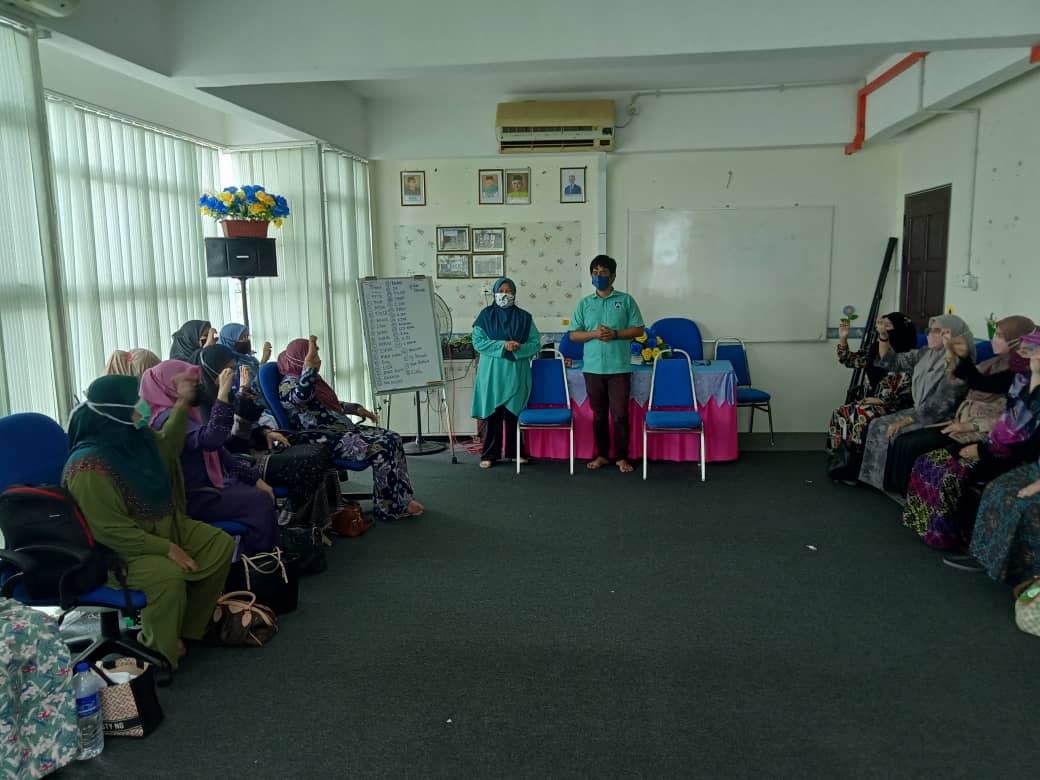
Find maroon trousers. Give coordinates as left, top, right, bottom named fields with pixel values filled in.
left=584, top=372, right=632, bottom=461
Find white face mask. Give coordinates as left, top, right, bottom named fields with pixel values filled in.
left=495, top=293, right=515, bottom=308
left=70, top=399, right=151, bottom=429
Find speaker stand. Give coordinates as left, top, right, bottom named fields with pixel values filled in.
left=235, top=276, right=253, bottom=329
left=403, top=390, right=445, bottom=455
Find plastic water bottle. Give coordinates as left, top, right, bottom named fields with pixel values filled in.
left=72, top=662, right=105, bottom=760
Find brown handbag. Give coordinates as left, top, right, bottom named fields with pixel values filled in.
left=329, top=502, right=373, bottom=537
left=204, top=590, right=278, bottom=647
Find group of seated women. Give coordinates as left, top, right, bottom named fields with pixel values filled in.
left=826, top=312, right=1040, bottom=586
left=63, top=319, right=424, bottom=672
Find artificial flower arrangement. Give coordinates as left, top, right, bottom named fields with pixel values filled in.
left=198, top=185, right=290, bottom=227
left=630, top=327, right=668, bottom=365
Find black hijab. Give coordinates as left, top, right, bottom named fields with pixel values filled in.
left=170, top=320, right=211, bottom=364
left=197, top=344, right=235, bottom=422
left=865, top=311, right=917, bottom=388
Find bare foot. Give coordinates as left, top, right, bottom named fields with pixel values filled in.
left=404, top=499, right=424, bottom=516
left=177, top=639, right=187, bottom=658
left=479, top=460, right=493, bottom=469
left=617, top=459, right=635, bottom=473
left=586, top=456, right=610, bottom=470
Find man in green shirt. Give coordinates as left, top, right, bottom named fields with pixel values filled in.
left=568, top=254, right=645, bottom=472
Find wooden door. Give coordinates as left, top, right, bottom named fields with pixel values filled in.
left=900, top=186, right=951, bottom=332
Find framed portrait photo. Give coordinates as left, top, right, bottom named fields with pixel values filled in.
left=478, top=169, right=504, bottom=205
left=560, top=166, right=587, bottom=203
left=504, top=168, right=531, bottom=205
left=400, top=170, right=426, bottom=206
left=436, top=226, right=470, bottom=252
left=471, top=254, right=505, bottom=278
left=471, top=227, right=505, bottom=253
left=437, top=254, right=471, bottom=279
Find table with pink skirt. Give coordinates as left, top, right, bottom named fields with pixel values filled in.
left=525, top=360, right=739, bottom=462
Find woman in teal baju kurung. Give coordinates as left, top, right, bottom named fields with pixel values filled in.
left=471, top=278, right=541, bottom=468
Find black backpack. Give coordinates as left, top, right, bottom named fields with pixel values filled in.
left=0, top=485, right=121, bottom=609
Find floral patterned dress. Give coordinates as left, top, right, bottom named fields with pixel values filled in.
left=826, top=344, right=912, bottom=453
left=969, top=461, right=1040, bottom=584
left=279, top=366, right=415, bottom=522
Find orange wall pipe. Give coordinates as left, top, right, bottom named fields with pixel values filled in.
left=1031, top=46, right=1039, bottom=64
left=845, top=52, right=929, bottom=155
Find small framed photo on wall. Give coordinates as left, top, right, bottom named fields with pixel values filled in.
left=560, top=167, right=587, bottom=203
left=504, top=168, right=531, bottom=205
left=471, top=227, right=505, bottom=253
left=478, top=169, right=504, bottom=205
left=437, top=254, right=471, bottom=279
left=436, top=226, right=470, bottom=252
left=472, top=254, right=505, bottom=278
left=400, top=171, right=426, bottom=206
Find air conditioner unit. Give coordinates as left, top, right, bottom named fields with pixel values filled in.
left=496, top=100, right=615, bottom=153
left=4, top=0, right=79, bottom=18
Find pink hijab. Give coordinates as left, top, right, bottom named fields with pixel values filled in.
left=277, top=338, right=342, bottom=413
left=139, top=360, right=224, bottom=489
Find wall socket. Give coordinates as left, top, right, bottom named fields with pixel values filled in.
left=957, top=273, right=979, bottom=291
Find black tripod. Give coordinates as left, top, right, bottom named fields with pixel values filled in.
left=845, top=237, right=898, bottom=405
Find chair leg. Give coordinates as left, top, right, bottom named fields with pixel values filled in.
left=748, top=404, right=755, bottom=434
left=642, top=426, right=648, bottom=480
left=766, top=402, right=775, bottom=446
left=700, top=428, right=706, bottom=482
left=516, top=422, right=522, bottom=475
left=569, top=425, right=574, bottom=475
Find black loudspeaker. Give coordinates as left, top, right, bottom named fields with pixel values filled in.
left=205, top=238, right=277, bottom=278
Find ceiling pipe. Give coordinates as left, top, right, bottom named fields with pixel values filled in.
left=845, top=52, right=928, bottom=155
left=1031, top=46, right=1039, bottom=64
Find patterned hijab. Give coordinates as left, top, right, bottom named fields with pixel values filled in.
left=277, top=338, right=342, bottom=412
left=996, top=316, right=1036, bottom=374
left=170, top=320, right=210, bottom=364
left=63, top=375, right=174, bottom=520
left=912, top=314, right=975, bottom=404
left=105, top=348, right=160, bottom=378
left=139, top=360, right=225, bottom=489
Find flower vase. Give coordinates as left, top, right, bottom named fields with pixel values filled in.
left=221, top=220, right=270, bottom=239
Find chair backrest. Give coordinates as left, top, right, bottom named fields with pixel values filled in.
left=558, top=331, right=584, bottom=360
left=258, top=363, right=293, bottom=430
left=649, top=349, right=697, bottom=410
left=714, top=339, right=752, bottom=386
left=651, top=318, right=704, bottom=361
left=974, top=338, right=994, bottom=364
left=0, top=413, right=69, bottom=492
left=528, top=351, right=570, bottom=408
left=916, top=333, right=928, bottom=349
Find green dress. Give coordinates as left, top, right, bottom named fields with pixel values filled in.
left=470, top=323, right=542, bottom=419
left=65, top=407, right=235, bottom=670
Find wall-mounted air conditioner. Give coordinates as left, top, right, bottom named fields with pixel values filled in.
left=495, top=99, right=616, bottom=153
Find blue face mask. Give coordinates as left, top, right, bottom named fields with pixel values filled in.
left=592, top=275, right=611, bottom=291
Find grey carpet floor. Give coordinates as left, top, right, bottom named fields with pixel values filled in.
left=60, top=450, right=1040, bottom=779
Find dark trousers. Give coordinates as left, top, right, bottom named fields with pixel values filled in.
left=482, top=405, right=520, bottom=461
left=884, top=427, right=957, bottom=494
left=585, top=372, right=632, bottom=461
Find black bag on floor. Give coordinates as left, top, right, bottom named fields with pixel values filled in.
left=224, top=548, right=300, bottom=614
left=826, top=442, right=863, bottom=483
left=280, top=526, right=327, bottom=576
left=91, top=658, right=164, bottom=738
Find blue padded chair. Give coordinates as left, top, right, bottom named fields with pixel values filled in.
left=714, top=338, right=774, bottom=445
left=651, top=318, right=704, bottom=361
left=915, top=333, right=994, bottom=362
left=644, top=349, right=705, bottom=481
left=517, top=350, right=574, bottom=475
left=0, top=413, right=168, bottom=676
left=558, top=331, right=584, bottom=361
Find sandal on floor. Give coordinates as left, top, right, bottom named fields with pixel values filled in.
left=480, top=460, right=494, bottom=469
left=942, top=554, right=985, bottom=572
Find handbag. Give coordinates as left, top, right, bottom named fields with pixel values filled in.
left=90, top=658, right=164, bottom=738
left=330, top=502, right=373, bottom=538
left=224, top=548, right=300, bottom=614
left=204, top=591, right=279, bottom=647
left=826, top=441, right=863, bottom=483
left=1013, top=576, right=1040, bottom=638
left=280, top=525, right=327, bottom=575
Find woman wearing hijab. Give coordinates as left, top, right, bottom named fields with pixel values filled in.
left=826, top=312, right=916, bottom=482
left=902, top=327, right=1040, bottom=550
left=140, top=360, right=280, bottom=555
left=884, top=316, right=1036, bottom=494
left=218, top=322, right=272, bottom=392
left=277, top=335, right=424, bottom=522
left=471, top=278, right=541, bottom=469
left=858, top=313, right=975, bottom=491
left=63, top=373, right=235, bottom=671
left=105, top=348, right=161, bottom=377
left=169, top=320, right=216, bottom=364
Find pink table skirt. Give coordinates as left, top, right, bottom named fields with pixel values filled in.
left=525, top=397, right=737, bottom=462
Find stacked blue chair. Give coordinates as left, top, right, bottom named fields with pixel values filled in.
left=714, top=338, right=774, bottom=445
left=517, top=349, right=574, bottom=475
left=557, top=331, right=584, bottom=361
left=650, top=318, right=704, bottom=361
left=643, top=348, right=705, bottom=481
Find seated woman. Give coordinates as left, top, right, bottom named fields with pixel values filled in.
left=858, top=314, right=974, bottom=491
left=277, top=336, right=424, bottom=522
left=884, top=316, right=1036, bottom=494
left=901, top=329, right=1040, bottom=550
left=140, top=360, right=280, bottom=555
left=105, top=348, right=161, bottom=377
left=169, top=319, right=216, bottom=363
left=63, top=373, right=235, bottom=671
left=472, top=277, right=541, bottom=469
left=826, top=312, right=916, bottom=482
left=218, top=322, right=272, bottom=393
left=961, top=457, right=1040, bottom=582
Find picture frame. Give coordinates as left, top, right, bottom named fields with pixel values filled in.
left=436, top=254, right=471, bottom=279
left=478, top=169, right=504, bottom=205
left=560, top=166, right=587, bottom=204
left=400, top=170, right=426, bottom=206
left=436, top=226, right=470, bottom=252
left=504, top=167, right=531, bottom=205
left=471, top=253, right=505, bottom=278
left=471, top=227, right=506, bottom=253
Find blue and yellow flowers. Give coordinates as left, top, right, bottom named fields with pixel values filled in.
left=198, top=185, right=291, bottom=227
left=629, top=327, right=668, bottom=364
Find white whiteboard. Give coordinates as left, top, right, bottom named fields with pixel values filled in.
left=357, top=277, right=445, bottom=395
left=626, top=207, right=835, bottom=342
